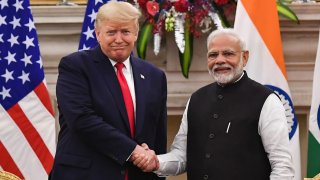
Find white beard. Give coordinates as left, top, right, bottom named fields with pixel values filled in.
left=208, top=56, right=244, bottom=85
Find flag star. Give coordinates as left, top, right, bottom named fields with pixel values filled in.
left=83, top=27, right=95, bottom=40
left=79, top=44, right=90, bottom=51
left=0, top=34, right=3, bottom=43
left=18, top=70, right=30, bottom=84
left=25, top=18, right=35, bottom=32
left=22, top=35, right=35, bottom=49
left=0, top=0, right=8, bottom=10
left=1, top=69, right=14, bottom=82
left=21, top=53, right=32, bottom=67
left=0, top=86, right=11, bottom=100
left=5, top=52, right=17, bottom=65
left=0, top=15, right=7, bottom=26
left=9, top=16, right=21, bottom=29
left=88, top=10, right=97, bottom=23
left=36, top=58, right=43, bottom=68
left=95, top=0, right=103, bottom=5
left=7, top=34, right=19, bottom=47
left=13, top=0, right=24, bottom=12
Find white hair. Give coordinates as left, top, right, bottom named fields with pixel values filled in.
left=207, top=28, right=246, bottom=51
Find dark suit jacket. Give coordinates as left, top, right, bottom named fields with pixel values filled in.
left=50, top=46, right=167, bottom=180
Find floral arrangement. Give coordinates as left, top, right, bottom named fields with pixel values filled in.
left=129, top=0, right=298, bottom=78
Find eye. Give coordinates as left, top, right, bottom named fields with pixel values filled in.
left=222, top=51, right=236, bottom=58
left=208, top=52, right=219, bottom=60
left=106, top=30, right=116, bottom=36
left=121, top=30, right=131, bottom=35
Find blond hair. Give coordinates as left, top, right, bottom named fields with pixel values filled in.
left=95, top=1, right=141, bottom=31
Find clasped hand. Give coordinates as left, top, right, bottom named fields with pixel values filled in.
left=130, top=143, right=159, bottom=172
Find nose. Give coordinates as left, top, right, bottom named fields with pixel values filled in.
left=114, top=32, right=123, bottom=43
left=214, top=54, right=226, bottom=65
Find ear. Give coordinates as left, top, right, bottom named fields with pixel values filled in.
left=95, top=28, right=101, bottom=42
left=242, top=50, right=249, bottom=67
left=133, top=31, right=138, bottom=42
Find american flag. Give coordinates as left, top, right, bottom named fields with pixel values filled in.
left=78, top=0, right=111, bottom=51
left=0, top=0, right=56, bottom=179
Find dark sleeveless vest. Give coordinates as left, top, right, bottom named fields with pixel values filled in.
left=187, top=72, right=273, bottom=180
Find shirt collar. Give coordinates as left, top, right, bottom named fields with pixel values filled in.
left=109, top=57, right=131, bottom=72
left=234, top=71, right=244, bottom=83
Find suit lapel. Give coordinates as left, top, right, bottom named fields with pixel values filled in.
left=93, top=47, right=131, bottom=133
left=131, top=57, right=146, bottom=138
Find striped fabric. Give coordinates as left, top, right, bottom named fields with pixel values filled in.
left=0, top=0, right=56, bottom=179
left=234, top=0, right=301, bottom=179
left=307, top=29, right=320, bottom=178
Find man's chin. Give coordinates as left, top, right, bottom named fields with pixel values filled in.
left=111, top=54, right=129, bottom=62
left=213, top=74, right=234, bottom=84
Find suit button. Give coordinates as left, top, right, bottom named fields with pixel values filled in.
left=203, top=174, right=209, bottom=179
left=208, top=133, right=215, bottom=139
left=205, top=153, right=211, bottom=158
left=213, top=114, right=218, bottom=119
left=218, top=94, right=223, bottom=99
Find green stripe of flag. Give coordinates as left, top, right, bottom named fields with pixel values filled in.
left=307, top=131, right=320, bottom=177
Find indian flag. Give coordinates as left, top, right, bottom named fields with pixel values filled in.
left=234, top=0, right=301, bottom=179
left=307, top=29, right=320, bottom=178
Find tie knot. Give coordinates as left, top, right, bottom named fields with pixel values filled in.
left=115, top=62, right=124, bottom=71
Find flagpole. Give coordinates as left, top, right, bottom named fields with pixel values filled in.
left=57, top=0, right=77, bottom=6
left=291, top=0, right=316, bottom=3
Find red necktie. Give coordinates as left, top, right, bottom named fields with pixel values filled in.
left=115, top=63, right=135, bottom=180
left=115, top=63, right=135, bottom=138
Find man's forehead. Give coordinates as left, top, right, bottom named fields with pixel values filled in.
left=209, top=37, right=240, bottom=49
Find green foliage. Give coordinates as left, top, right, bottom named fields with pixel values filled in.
left=276, top=1, right=299, bottom=23
left=179, top=19, right=193, bottom=78
left=137, top=21, right=153, bottom=59
left=136, top=1, right=299, bottom=78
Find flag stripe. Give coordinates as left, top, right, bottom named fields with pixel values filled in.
left=234, top=1, right=301, bottom=179
left=234, top=2, right=287, bottom=87
left=241, top=0, right=287, bottom=78
left=19, top=89, right=56, bottom=155
left=0, top=0, right=55, bottom=178
left=307, top=28, right=320, bottom=177
left=307, top=132, right=320, bottom=177
left=7, top=104, right=54, bottom=174
left=0, top=105, right=48, bottom=180
left=0, top=142, right=24, bottom=179
left=34, top=82, right=54, bottom=116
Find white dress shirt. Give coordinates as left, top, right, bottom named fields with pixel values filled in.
left=156, top=89, right=295, bottom=180
left=110, top=58, right=137, bottom=162
left=110, top=58, right=136, bottom=113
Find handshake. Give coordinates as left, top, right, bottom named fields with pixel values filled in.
left=130, top=143, right=159, bottom=172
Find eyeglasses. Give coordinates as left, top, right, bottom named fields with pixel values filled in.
left=207, top=50, right=243, bottom=60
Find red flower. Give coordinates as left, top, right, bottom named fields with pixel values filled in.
left=174, top=0, right=189, bottom=13
left=146, top=1, right=159, bottom=17
left=138, top=0, right=148, bottom=12
left=214, top=0, right=229, bottom=6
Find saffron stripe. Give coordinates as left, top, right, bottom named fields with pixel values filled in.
left=241, top=0, right=287, bottom=78
left=0, top=142, right=24, bottom=179
left=7, top=104, right=54, bottom=174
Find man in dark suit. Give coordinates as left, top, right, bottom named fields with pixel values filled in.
left=49, top=1, right=167, bottom=180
